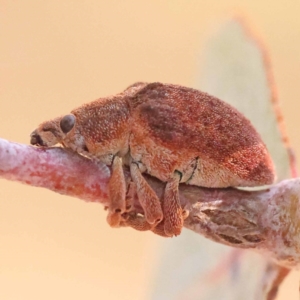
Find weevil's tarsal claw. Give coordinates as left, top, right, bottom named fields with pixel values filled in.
left=120, top=212, right=171, bottom=238
left=107, top=211, right=122, bottom=228
left=163, top=171, right=183, bottom=237
left=130, top=162, right=163, bottom=225
left=107, top=156, right=126, bottom=228
left=151, top=221, right=172, bottom=237
left=120, top=212, right=152, bottom=232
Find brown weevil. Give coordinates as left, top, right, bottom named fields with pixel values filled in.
left=30, top=83, right=275, bottom=237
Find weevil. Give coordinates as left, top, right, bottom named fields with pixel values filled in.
left=30, top=82, right=275, bottom=237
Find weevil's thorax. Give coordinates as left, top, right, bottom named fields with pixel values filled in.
left=69, top=95, right=132, bottom=157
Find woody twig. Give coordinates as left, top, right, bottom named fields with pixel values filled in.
left=0, top=138, right=299, bottom=269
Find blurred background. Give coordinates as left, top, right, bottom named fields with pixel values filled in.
left=1, top=1, right=300, bottom=299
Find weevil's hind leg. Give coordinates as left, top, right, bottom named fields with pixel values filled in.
left=107, top=156, right=126, bottom=227
left=163, top=171, right=184, bottom=237
left=130, top=162, right=163, bottom=225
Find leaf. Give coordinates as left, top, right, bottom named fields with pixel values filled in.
left=199, top=19, right=292, bottom=182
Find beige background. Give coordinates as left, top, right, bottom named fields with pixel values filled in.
left=1, top=1, right=300, bottom=299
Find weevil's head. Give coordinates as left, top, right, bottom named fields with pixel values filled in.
left=30, top=114, right=77, bottom=147
left=30, top=97, right=131, bottom=157
left=31, top=83, right=146, bottom=152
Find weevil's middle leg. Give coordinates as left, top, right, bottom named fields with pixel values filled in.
left=124, top=180, right=136, bottom=212
left=130, top=162, right=163, bottom=225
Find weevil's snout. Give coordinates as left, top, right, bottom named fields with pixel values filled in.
left=30, top=131, right=46, bottom=146
left=31, top=127, right=61, bottom=147
left=30, top=120, right=61, bottom=147
left=30, top=114, right=76, bottom=148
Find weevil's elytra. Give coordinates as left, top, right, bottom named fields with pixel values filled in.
left=30, top=82, right=275, bottom=237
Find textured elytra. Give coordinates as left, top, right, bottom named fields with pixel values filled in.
left=30, top=82, right=275, bottom=236
left=129, top=83, right=274, bottom=186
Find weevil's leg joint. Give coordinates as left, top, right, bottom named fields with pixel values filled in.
left=174, top=170, right=183, bottom=182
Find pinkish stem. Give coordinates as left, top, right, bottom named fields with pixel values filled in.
left=0, top=138, right=110, bottom=203
left=1, top=138, right=300, bottom=269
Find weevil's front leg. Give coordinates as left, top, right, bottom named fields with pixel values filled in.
left=130, top=162, right=163, bottom=225
left=163, top=171, right=185, bottom=236
left=107, top=156, right=126, bottom=227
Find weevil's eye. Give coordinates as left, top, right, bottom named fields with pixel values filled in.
left=60, top=114, right=76, bottom=134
